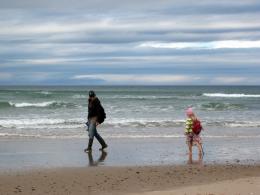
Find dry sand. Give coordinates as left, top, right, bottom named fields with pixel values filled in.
left=0, top=164, right=259, bottom=195
left=131, top=177, right=260, bottom=195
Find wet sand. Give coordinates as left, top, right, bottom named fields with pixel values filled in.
left=0, top=137, right=259, bottom=170
left=0, top=164, right=259, bottom=195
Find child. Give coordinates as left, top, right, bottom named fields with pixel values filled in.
left=185, top=107, right=203, bottom=157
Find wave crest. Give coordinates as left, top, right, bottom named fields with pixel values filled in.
left=203, top=93, right=260, bottom=98
left=10, top=101, right=55, bottom=108
left=103, top=119, right=185, bottom=128
left=201, top=102, right=244, bottom=110
left=0, top=101, right=78, bottom=108
left=0, top=118, right=260, bottom=130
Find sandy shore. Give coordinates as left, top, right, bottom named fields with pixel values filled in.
left=0, top=164, right=259, bottom=195
left=131, top=177, right=260, bottom=195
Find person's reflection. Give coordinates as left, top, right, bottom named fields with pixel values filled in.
left=87, top=151, right=107, bottom=166
left=187, top=153, right=203, bottom=165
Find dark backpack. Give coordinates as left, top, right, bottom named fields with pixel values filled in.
left=97, top=104, right=106, bottom=124
left=192, top=119, right=203, bottom=135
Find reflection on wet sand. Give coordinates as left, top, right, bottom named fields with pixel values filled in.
left=187, top=153, right=203, bottom=165
left=87, top=151, right=107, bottom=167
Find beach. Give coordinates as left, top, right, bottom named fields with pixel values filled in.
left=0, top=137, right=259, bottom=194
left=0, top=164, right=259, bottom=195
left=1, top=0, right=260, bottom=190
left=0, top=86, right=260, bottom=194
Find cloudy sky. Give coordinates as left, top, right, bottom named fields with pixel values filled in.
left=0, top=0, right=260, bottom=85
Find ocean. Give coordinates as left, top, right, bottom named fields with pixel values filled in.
left=0, top=85, right=259, bottom=139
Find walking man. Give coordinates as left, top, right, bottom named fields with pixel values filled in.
left=85, top=90, right=107, bottom=153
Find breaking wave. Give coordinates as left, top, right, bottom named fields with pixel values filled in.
left=0, top=101, right=78, bottom=108
left=203, top=93, right=260, bottom=98
left=1, top=118, right=259, bottom=130
left=0, top=132, right=259, bottom=139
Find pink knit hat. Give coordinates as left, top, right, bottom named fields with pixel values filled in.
left=186, top=107, right=194, bottom=116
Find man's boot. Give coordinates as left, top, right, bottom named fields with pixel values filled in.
left=95, top=133, right=108, bottom=151
left=84, top=138, right=93, bottom=153
left=99, top=142, right=108, bottom=151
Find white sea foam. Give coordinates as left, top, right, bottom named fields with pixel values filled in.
left=107, top=135, right=260, bottom=139
left=0, top=132, right=259, bottom=139
left=226, top=121, right=260, bottom=128
left=9, top=101, right=55, bottom=107
left=203, top=93, right=260, bottom=98
left=0, top=133, right=43, bottom=138
left=37, top=91, right=52, bottom=95
left=8, top=101, right=78, bottom=108
left=0, top=118, right=185, bottom=129
left=104, top=119, right=185, bottom=128
left=0, top=118, right=83, bottom=129
left=1, top=117, right=260, bottom=130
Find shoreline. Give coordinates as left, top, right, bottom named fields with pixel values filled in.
left=0, top=137, right=259, bottom=171
left=0, top=164, right=259, bottom=194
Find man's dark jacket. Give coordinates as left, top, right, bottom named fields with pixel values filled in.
left=88, top=97, right=106, bottom=124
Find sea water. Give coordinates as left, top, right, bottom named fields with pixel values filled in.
left=0, top=86, right=260, bottom=139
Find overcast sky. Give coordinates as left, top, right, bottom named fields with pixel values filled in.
left=0, top=0, right=260, bottom=85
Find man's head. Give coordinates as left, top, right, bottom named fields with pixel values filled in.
left=89, top=90, right=96, bottom=98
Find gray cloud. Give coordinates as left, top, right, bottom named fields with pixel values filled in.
left=161, top=2, right=260, bottom=15
left=1, top=0, right=260, bottom=13
left=0, top=0, right=193, bottom=9
left=0, top=1, right=260, bottom=85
